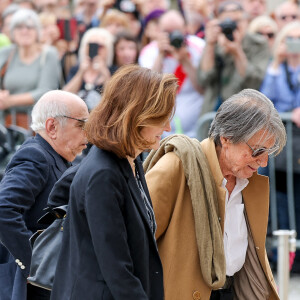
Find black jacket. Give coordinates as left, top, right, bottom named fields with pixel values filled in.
left=51, top=146, right=164, bottom=300
left=0, top=134, right=69, bottom=277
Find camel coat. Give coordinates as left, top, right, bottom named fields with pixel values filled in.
left=145, top=138, right=279, bottom=300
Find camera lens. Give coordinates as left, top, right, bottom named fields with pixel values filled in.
left=219, top=18, right=237, bottom=41
left=169, top=30, right=185, bottom=49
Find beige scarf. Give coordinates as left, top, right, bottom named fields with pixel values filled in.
left=144, top=134, right=226, bottom=289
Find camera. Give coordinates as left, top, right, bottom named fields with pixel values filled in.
left=88, top=43, right=99, bottom=59
left=286, top=37, right=300, bottom=54
left=219, top=18, right=237, bottom=41
left=169, top=30, right=185, bottom=49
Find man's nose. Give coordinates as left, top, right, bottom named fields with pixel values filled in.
left=256, top=152, right=269, bottom=168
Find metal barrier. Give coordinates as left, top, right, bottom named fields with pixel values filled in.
left=196, top=112, right=299, bottom=243
left=273, top=230, right=297, bottom=300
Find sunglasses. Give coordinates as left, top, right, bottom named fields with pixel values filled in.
left=280, top=15, right=298, bottom=21
left=245, top=142, right=278, bottom=158
left=257, top=32, right=275, bottom=39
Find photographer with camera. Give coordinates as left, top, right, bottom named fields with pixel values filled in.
left=138, top=9, right=205, bottom=138
left=198, top=0, right=269, bottom=115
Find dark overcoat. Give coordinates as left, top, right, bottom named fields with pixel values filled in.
left=51, top=146, right=164, bottom=300
left=0, top=134, right=69, bottom=300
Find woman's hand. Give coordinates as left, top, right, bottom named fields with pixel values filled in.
left=78, top=56, right=92, bottom=75
left=205, top=19, right=221, bottom=46
left=0, top=90, right=11, bottom=110
left=92, top=56, right=111, bottom=85
left=272, top=42, right=287, bottom=70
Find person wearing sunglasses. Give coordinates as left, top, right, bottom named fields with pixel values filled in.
left=144, top=89, right=286, bottom=300
left=260, top=20, right=300, bottom=274
left=248, top=15, right=278, bottom=50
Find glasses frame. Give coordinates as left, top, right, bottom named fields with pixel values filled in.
left=55, top=115, right=87, bottom=130
left=62, top=115, right=87, bottom=124
left=245, top=142, right=278, bottom=158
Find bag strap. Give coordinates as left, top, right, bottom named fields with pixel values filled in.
left=0, top=47, right=16, bottom=90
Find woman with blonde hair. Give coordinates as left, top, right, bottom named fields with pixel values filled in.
left=100, top=8, right=130, bottom=36
left=51, top=64, right=178, bottom=300
left=248, top=15, right=278, bottom=49
left=63, top=27, right=114, bottom=110
left=260, top=21, right=300, bottom=115
left=260, top=21, right=300, bottom=274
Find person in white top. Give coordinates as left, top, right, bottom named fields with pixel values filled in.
left=145, top=89, right=286, bottom=300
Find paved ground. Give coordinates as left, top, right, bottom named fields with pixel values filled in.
left=274, top=273, right=300, bottom=299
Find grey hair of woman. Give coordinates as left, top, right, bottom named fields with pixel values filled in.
left=209, top=89, right=286, bottom=156
left=31, top=91, right=71, bottom=132
left=9, top=8, right=41, bottom=42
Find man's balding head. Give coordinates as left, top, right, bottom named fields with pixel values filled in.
left=31, top=90, right=89, bottom=162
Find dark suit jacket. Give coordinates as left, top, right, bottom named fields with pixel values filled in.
left=51, top=146, right=164, bottom=300
left=47, top=163, right=79, bottom=208
left=0, top=134, right=69, bottom=299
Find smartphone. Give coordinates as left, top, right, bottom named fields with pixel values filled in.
left=286, top=38, right=300, bottom=54
left=88, top=43, right=99, bottom=59
left=57, top=18, right=77, bottom=41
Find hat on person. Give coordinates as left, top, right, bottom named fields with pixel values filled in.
left=143, top=9, right=166, bottom=27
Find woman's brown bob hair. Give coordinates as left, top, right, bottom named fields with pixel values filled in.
left=85, top=64, right=178, bottom=158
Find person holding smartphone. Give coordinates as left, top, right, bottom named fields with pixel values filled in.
left=63, top=27, right=114, bottom=111
left=260, top=20, right=300, bottom=274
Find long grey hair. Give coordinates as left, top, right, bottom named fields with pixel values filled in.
left=209, top=89, right=286, bottom=156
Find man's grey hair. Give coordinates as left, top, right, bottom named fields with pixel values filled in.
left=31, top=91, right=70, bottom=132
left=208, top=89, right=286, bottom=156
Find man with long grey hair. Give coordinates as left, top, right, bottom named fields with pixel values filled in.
left=0, top=90, right=88, bottom=300
left=144, top=89, right=285, bottom=300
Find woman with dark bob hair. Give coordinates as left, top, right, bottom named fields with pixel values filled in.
left=51, top=64, right=177, bottom=300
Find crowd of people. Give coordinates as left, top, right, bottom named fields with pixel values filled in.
left=0, top=0, right=299, bottom=299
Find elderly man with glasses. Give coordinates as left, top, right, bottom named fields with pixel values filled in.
left=0, top=90, right=88, bottom=300
left=144, top=89, right=285, bottom=300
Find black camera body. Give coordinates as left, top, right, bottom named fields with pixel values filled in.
left=169, top=30, right=185, bottom=49
left=219, top=18, right=237, bottom=41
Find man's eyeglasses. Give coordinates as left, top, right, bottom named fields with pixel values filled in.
left=62, top=115, right=87, bottom=123
left=245, top=142, right=278, bottom=158
left=57, top=115, right=87, bottom=130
